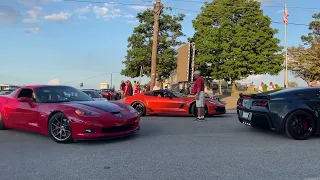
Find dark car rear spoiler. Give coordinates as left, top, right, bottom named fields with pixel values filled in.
left=239, top=93, right=269, bottom=100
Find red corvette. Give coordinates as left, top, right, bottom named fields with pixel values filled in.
left=0, top=85, right=140, bottom=143
left=124, top=89, right=226, bottom=116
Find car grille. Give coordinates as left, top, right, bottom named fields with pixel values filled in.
left=216, top=106, right=226, bottom=112
left=102, top=124, right=134, bottom=133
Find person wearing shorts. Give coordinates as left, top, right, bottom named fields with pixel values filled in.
left=191, top=70, right=205, bottom=121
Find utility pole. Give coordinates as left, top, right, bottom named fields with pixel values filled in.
left=283, top=0, right=289, bottom=88
left=110, top=73, right=112, bottom=88
left=150, top=0, right=162, bottom=90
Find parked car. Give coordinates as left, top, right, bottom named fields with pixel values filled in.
left=100, top=89, right=120, bottom=100
left=0, top=85, right=140, bottom=143
left=81, top=89, right=107, bottom=101
left=124, top=89, right=226, bottom=116
left=0, top=89, right=14, bottom=95
left=237, top=87, right=319, bottom=140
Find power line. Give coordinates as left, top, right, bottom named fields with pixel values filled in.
left=64, top=0, right=320, bottom=11
left=170, top=0, right=320, bottom=11
left=61, top=72, right=120, bottom=84
left=63, top=0, right=147, bottom=6
left=171, top=7, right=309, bottom=26
left=63, top=0, right=310, bottom=26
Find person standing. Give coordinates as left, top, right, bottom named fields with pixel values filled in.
left=153, top=82, right=160, bottom=91
left=120, top=80, right=125, bottom=99
left=258, top=82, right=264, bottom=93
left=191, top=71, right=205, bottom=121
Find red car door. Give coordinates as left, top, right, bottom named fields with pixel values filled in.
left=14, top=101, right=39, bottom=132
left=146, top=91, right=182, bottom=114
left=8, top=88, right=40, bottom=132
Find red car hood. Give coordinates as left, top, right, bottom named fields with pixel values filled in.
left=63, top=101, right=125, bottom=113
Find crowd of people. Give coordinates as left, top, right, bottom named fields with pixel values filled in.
left=119, top=80, right=152, bottom=99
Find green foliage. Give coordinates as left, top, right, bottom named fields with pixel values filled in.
left=287, top=13, right=320, bottom=84
left=121, top=7, right=185, bottom=81
left=288, top=81, right=298, bottom=87
left=262, top=84, right=268, bottom=92
left=274, top=84, right=280, bottom=89
left=191, top=0, right=284, bottom=83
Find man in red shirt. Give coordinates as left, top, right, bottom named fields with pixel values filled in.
left=191, top=71, right=205, bottom=121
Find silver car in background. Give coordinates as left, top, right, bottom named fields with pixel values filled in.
left=81, top=89, right=107, bottom=101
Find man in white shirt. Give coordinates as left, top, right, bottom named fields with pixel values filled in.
left=258, top=82, right=264, bottom=93
left=153, top=82, right=160, bottom=91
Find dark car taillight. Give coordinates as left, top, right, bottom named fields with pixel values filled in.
left=251, top=100, right=268, bottom=107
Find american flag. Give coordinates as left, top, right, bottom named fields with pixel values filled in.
left=283, top=4, right=289, bottom=25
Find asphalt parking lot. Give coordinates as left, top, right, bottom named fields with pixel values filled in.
left=1, top=113, right=320, bottom=180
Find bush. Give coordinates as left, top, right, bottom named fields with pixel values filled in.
left=275, top=84, right=280, bottom=89
left=262, top=84, right=268, bottom=92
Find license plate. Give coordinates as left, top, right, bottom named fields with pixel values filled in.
left=241, top=111, right=251, bottom=120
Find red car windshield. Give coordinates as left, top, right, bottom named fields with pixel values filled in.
left=34, top=86, right=93, bottom=103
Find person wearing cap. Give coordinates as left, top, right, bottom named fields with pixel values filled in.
left=191, top=70, right=206, bottom=121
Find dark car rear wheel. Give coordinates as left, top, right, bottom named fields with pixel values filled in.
left=285, top=110, right=315, bottom=140
left=191, top=103, right=208, bottom=117
left=0, top=113, right=7, bottom=130
left=48, top=112, right=73, bottom=143
left=132, top=102, right=146, bottom=116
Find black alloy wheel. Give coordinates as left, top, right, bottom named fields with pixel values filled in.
left=131, top=102, right=146, bottom=116
left=285, top=110, right=315, bottom=140
left=191, top=103, right=208, bottom=117
left=48, top=112, right=73, bottom=143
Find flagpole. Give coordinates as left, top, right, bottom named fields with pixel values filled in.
left=284, top=0, right=288, bottom=88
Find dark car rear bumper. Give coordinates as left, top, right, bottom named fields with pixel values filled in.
left=237, top=108, right=282, bottom=132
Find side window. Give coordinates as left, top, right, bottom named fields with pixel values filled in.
left=154, top=91, right=165, bottom=97
left=17, top=89, right=34, bottom=99
left=144, top=92, right=154, bottom=96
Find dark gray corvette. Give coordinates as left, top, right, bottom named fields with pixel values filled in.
left=237, top=87, right=320, bottom=140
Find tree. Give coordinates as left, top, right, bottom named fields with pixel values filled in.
left=121, top=7, right=185, bottom=81
left=191, top=0, right=284, bottom=91
left=287, top=13, right=320, bottom=85
left=288, top=81, right=298, bottom=87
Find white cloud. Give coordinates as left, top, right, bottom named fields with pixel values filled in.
left=0, top=6, right=21, bottom=26
left=124, top=14, right=134, bottom=18
left=24, top=27, right=40, bottom=34
left=277, top=9, right=284, bottom=13
left=74, top=6, right=91, bottom=14
left=19, top=0, right=51, bottom=6
left=128, top=20, right=139, bottom=25
left=130, top=5, right=149, bottom=11
left=77, top=15, right=87, bottom=19
left=92, top=6, right=121, bottom=20
left=23, top=18, right=39, bottom=23
left=23, top=6, right=42, bottom=24
left=238, top=75, right=263, bottom=84
left=47, top=79, right=60, bottom=85
left=44, top=12, right=71, bottom=22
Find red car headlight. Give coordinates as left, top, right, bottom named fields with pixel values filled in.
left=75, top=108, right=100, bottom=117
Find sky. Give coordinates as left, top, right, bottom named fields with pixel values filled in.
left=0, top=0, right=319, bottom=89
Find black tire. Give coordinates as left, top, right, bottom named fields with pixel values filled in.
left=0, top=112, right=7, bottom=130
left=48, top=112, right=73, bottom=143
left=285, top=110, right=315, bottom=140
left=190, top=103, right=208, bottom=117
left=131, top=102, right=146, bottom=116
